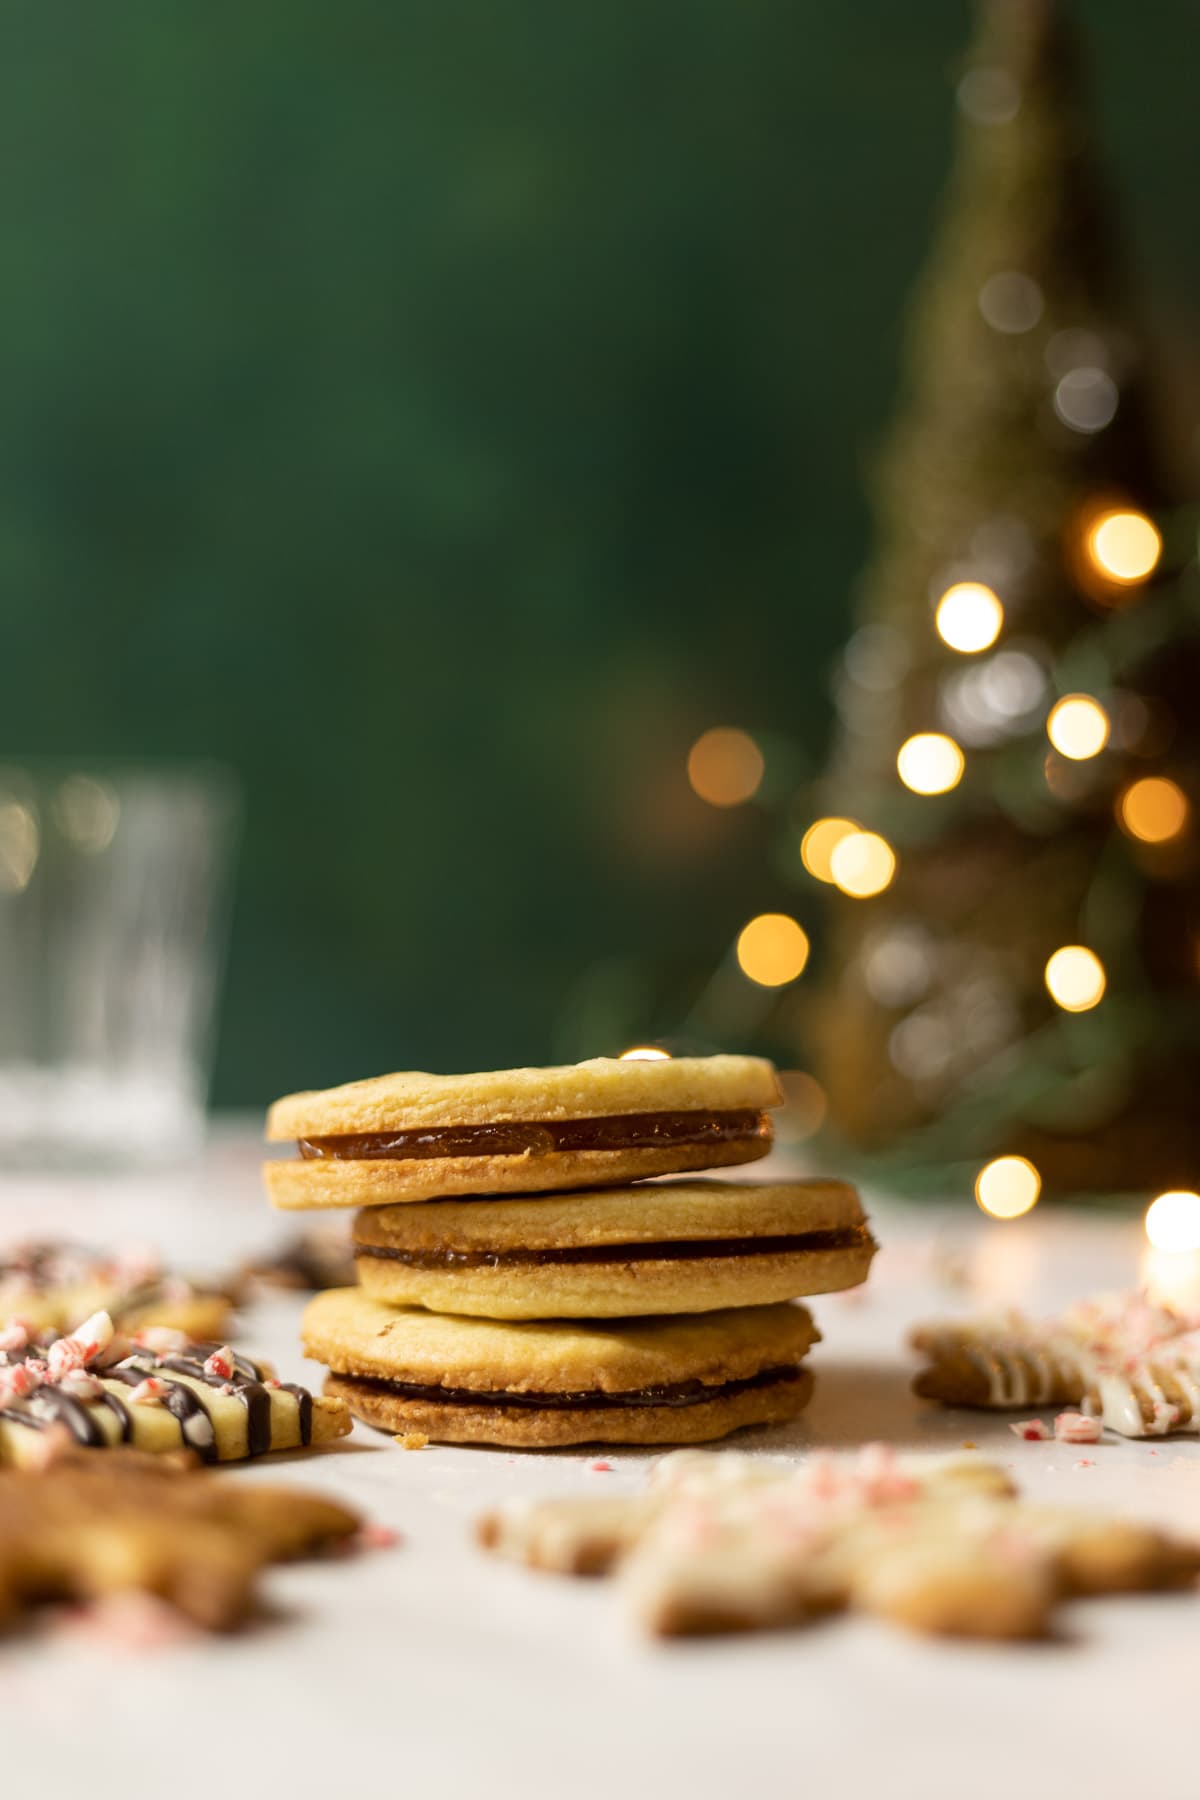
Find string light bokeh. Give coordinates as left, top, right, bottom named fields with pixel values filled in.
left=654, top=4, right=1200, bottom=1222
left=934, top=582, right=1004, bottom=653
left=976, top=1155, right=1042, bottom=1219
left=829, top=831, right=896, bottom=898
left=687, top=728, right=765, bottom=807
left=1086, top=509, right=1162, bottom=585
left=736, top=913, right=810, bottom=987
left=801, top=817, right=859, bottom=883
left=1046, top=695, right=1110, bottom=760
left=896, top=733, right=965, bottom=795
left=1044, top=945, right=1106, bottom=1013
left=1119, top=777, right=1188, bottom=845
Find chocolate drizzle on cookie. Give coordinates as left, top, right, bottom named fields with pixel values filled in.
left=297, top=1109, right=770, bottom=1163
left=0, top=1337, right=316, bottom=1461
left=355, top=1225, right=873, bottom=1271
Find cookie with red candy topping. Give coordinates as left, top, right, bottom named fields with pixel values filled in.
left=478, top=1446, right=1200, bottom=1639
left=0, top=1312, right=350, bottom=1465
left=912, top=1290, right=1200, bottom=1438
left=0, top=1239, right=232, bottom=1339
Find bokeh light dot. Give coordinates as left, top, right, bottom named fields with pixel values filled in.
left=801, top=816, right=859, bottom=883
left=619, top=1046, right=671, bottom=1062
left=1118, top=777, right=1189, bottom=845
left=978, top=271, right=1043, bottom=335
left=1145, top=1191, right=1200, bottom=1253
left=935, top=583, right=1004, bottom=654
left=736, top=913, right=810, bottom=987
left=829, top=831, right=897, bottom=898
left=896, top=733, right=965, bottom=795
left=687, top=728, right=765, bottom=807
left=777, top=1070, right=828, bottom=1142
left=1053, top=367, right=1118, bottom=434
left=1047, top=695, right=1109, bottom=760
left=1044, top=945, right=1106, bottom=1013
left=976, top=1156, right=1041, bottom=1219
left=1087, top=510, right=1162, bottom=583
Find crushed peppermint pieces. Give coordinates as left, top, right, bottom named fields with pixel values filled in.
left=1074, top=1459, right=1096, bottom=1470
left=590, top=1459, right=614, bottom=1473
left=126, top=1378, right=170, bottom=1406
left=203, top=1346, right=235, bottom=1380
left=1009, top=1419, right=1051, bottom=1441
left=1054, top=1411, right=1103, bottom=1445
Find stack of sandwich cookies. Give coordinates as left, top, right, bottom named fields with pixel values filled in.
left=268, top=1056, right=876, bottom=1448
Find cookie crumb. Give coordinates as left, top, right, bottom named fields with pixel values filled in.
left=395, top=1431, right=429, bottom=1451
left=961, top=1441, right=978, bottom=1450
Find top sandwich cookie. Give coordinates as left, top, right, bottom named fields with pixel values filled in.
left=353, top=1178, right=875, bottom=1319
left=265, top=1055, right=780, bottom=1210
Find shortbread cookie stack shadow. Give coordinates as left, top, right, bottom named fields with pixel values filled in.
left=264, top=1056, right=877, bottom=1449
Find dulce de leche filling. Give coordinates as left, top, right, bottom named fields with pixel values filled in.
left=333, top=1366, right=804, bottom=1412
left=298, top=1109, right=770, bottom=1162
left=355, top=1226, right=872, bottom=1270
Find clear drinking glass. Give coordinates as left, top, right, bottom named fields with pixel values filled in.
left=0, top=762, right=240, bottom=1166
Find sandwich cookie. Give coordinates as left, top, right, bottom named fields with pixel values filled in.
left=303, top=1288, right=819, bottom=1448
left=353, top=1178, right=875, bottom=1319
left=265, top=1055, right=780, bottom=1210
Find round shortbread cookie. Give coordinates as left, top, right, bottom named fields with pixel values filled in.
left=323, top=1367, right=813, bottom=1448
left=302, top=1289, right=818, bottom=1449
left=264, top=1136, right=769, bottom=1212
left=267, top=1055, right=780, bottom=1138
left=352, top=1178, right=876, bottom=1318
left=264, top=1055, right=780, bottom=1211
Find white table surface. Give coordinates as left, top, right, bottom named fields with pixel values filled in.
left=1, top=1128, right=1197, bottom=1800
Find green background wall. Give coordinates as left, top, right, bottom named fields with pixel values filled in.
left=3, top=2, right=1196, bottom=1103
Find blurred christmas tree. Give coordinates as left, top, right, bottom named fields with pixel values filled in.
left=806, top=0, right=1200, bottom=1198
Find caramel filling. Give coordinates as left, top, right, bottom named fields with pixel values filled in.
left=334, top=1366, right=803, bottom=1412
left=355, top=1225, right=871, bottom=1270
left=297, top=1109, right=769, bottom=1163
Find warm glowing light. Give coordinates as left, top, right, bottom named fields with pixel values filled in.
left=736, top=913, right=810, bottom=987
left=800, top=816, right=859, bottom=883
left=687, top=728, right=765, bottom=807
left=975, top=1156, right=1041, bottom=1219
left=1046, top=695, right=1109, bottom=760
left=1044, top=945, right=1106, bottom=1013
left=1087, top=510, right=1162, bottom=584
left=935, top=583, right=1003, bottom=654
left=1118, top=777, right=1189, bottom=845
left=896, top=733, right=965, bottom=795
left=619, top=1046, right=671, bottom=1062
left=829, top=831, right=896, bottom=898
left=1145, top=1192, right=1200, bottom=1253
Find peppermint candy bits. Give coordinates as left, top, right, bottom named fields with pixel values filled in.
left=1054, top=1411, right=1103, bottom=1445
